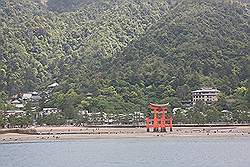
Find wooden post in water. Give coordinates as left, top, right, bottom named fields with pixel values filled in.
left=146, top=116, right=150, bottom=132
left=160, top=108, right=166, bottom=132
left=170, top=115, right=173, bottom=132
left=153, top=110, right=159, bottom=132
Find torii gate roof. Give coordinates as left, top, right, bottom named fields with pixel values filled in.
left=149, top=103, right=168, bottom=108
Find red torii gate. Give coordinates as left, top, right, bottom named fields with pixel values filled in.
left=146, top=103, right=173, bottom=132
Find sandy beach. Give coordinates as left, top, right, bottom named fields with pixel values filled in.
left=1, top=126, right=250, bottom=143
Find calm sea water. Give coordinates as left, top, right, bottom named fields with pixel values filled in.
left=0, top=137, right=250, bottom=167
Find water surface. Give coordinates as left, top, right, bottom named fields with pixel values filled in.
left=0, top=137, right=249, bottom=167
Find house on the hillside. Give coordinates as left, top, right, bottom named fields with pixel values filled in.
left=39, top=108, right=62, bottom=117
left=181, top=100, right=193, bottom=108
left=86, top=92, right=93, bottom=99
left=22, top=93, right=32, bottom=101
left=31, top=93, right=42, bottom=102
left=192, top=88, right=220, bottom=105
left=10, top=99, right=24, bottom=109
left=4, top=110, right=26, bottom=118
left=48, top=82, right=59, bottom=88
left=79, top=110, right=89, bottom=116
left=22, top=92, right=42, bottom=103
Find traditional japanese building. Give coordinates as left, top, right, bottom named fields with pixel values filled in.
left=192, top=88, right=220, bottom=104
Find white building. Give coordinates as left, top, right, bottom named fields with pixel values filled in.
left=79, top=110, right=89, bottom=115
left=10, top=99, right=24, bottom=109
left=39, top=108, right=62, bottom=117
left=48, top=83, right=59, bottom=89
left=4, top=110, right=26, bottom=118
left=22, top=92, right=42, bottom=102
left=22, top=93, right=32, bottom=100
left=192, top=88, right=220, bottom=104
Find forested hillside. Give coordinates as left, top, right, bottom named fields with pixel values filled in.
left=111, top=0, right=249, bottom=97
left=0, top=0, right=176, bottom=94
left=0, top=0, right=249, bottom=122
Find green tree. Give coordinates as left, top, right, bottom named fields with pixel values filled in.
left=0, top=113, right=6, bottom=128
left=205, top=107, right=222, bottom=123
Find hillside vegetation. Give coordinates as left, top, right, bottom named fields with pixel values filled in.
left=0, top=0, right=249, bottom=124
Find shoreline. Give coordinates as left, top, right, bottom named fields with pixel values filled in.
left=1, top=126, right=250, bottom=144
left=1, top=134, right=250, bottom=145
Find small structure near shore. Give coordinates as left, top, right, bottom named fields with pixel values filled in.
left=146, top=103, right=173, bottom=132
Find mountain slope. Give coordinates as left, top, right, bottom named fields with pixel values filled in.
left=109, top=0, right=249, bottom=97
left=0, top=0, right=249, bottom=111
left=0, top=0, right=174, bottom=94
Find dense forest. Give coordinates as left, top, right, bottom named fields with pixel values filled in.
left=0, top=0, right=249, bottom=125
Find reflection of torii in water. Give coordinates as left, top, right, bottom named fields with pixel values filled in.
left=146, top=103, right=172, bottom=132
